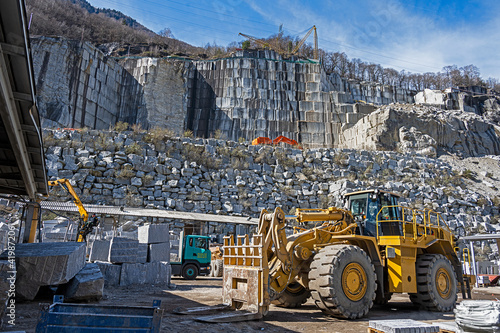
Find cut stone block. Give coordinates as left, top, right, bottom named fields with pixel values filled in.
left=137, top=243, right=148, bottom=263
left=148, top=242, right=170, bottom=262
left=138, top=224, right=169, bottom=244
left=0, top=242, right=86, bottom=300
left=369, top=319, right=440, bottom=333
left=89, top=240, right=110, bottom=262
left=96, top=261, right=121, bottom=286
left=120, top=263, right=146, bottom=286
left=145, top=261, right=171, bottom=284
left=119, top=262, right=171, bottom=286
left=158, top=262, right=171, bottom=285
left=109, top=237, right=138, bottom=264
left=59, top=263, right=104, bottom=301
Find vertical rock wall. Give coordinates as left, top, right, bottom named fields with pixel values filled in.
left=32, top=38, right=418, bottom=148
left=121, top=58, right=189, bottom=134
left=183, top=50, right=416, bottom=147
left=31, top=37, right=145, bottom=129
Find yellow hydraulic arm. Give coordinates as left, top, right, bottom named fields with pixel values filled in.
left=47, top=178, right=90, bottom=242
left=290, top=25, right=318, bottom=60
left=239, top=32, right=286, bottom=55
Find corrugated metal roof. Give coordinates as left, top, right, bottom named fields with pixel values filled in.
left=39, top=201, right=259, bottom=225
left=0, top=0, right=47, bottom=198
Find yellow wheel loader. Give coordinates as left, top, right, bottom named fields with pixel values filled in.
left=174, top=189, right=470, bottom=322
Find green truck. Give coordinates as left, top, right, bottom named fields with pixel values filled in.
left=170, top=233, right=211, bottom=279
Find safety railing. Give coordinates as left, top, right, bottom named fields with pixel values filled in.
left=455, top=246, right=472, bottom=275
left=376, top=206, right=454, bottom=244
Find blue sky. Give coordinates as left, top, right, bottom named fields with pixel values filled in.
left=87, top=0, right=500, bottom=78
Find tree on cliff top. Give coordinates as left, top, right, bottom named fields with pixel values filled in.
left=25, top=0, right=201, bottom=56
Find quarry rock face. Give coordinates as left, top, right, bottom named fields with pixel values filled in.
left=121, top=58, right=187, bottom=136
left=31, top=37, right=499, bottom=155
left=120, top=50, right=416, bottom=148
left=31, top=37, right=145, bottom=129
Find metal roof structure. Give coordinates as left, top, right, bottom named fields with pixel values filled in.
left=40, top=201, right=259, bottom=225
left=0, top=0, right=47, bottom=199
left=462, top=234, right=500, bottom=241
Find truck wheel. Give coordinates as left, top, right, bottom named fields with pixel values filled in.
left=214, top=259, right=223, bottom=277
left=309, top=244, right=376, bottom=319
left=409, top=254, right=457, bottom=312
left=272, top=282, right=311, bottom=308
left=182, top=264, right=198, bottom=280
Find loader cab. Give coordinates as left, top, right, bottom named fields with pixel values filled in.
left=344, top=190, right=401, bottom=237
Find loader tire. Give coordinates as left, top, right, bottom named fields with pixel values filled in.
left=272, top=282, right=311, bottom=308
left=214, top=259, right=223, bottom=277
left=374, top=290, right=392, bottom=305
left=309, top=244, right=376, bottom=319
left=209, top=261, right=216, bottom=277
left=409, top=254, right=457, bottom=312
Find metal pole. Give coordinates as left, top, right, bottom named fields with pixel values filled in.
left=469, top=240, right=478, bottom=287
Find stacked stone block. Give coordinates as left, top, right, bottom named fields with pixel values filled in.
left=89, top=229, right=171, bottom=286
left=138, top=224, right=170, bottom=263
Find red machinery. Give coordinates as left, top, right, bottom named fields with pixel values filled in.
left=252, top=135, right=299, bottom=147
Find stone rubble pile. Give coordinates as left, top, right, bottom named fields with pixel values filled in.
left=43, top=129, right=500, bottom=256
left=340, top=104, right=500, bottom=157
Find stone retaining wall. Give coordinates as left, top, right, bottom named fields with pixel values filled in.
left=43, top=129, right=500, bottom=238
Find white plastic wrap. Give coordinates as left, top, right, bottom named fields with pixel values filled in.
left=455, top=300, right=500, bottom=333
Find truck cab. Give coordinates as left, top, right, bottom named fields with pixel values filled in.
left=171, top=234, right=211, bottom=279
left=344, top=189, right=402, bottom=237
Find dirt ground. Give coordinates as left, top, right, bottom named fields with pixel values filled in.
left=5, top=277, right=500, bottom=333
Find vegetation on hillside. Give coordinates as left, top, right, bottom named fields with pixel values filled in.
left=26, top=0, right=500, bottom=91
left=252, top=31, right=500, bottom=92
left=25, top=0, right=201, bottom=56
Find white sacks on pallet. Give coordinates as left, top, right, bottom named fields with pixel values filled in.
left=455, top=300, right=500, bottom=333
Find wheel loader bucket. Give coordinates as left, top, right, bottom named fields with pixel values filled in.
left=221, top=234, right=270, bottom=315
left=174, top=234, right=270, bottom=323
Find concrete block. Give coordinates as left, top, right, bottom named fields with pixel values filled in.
left=109, top=237, right=138, bottom=263
left=148, top=242, right=170, bottom=262
left=96, top=261, right=121, bottom=286
left=60, top=263, right=104, bottom=301
left=89, top=240, right=110, bottom=262
left=138, top=224, right=169, bottom=244
left=0, top=242, right=85, bottom=300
